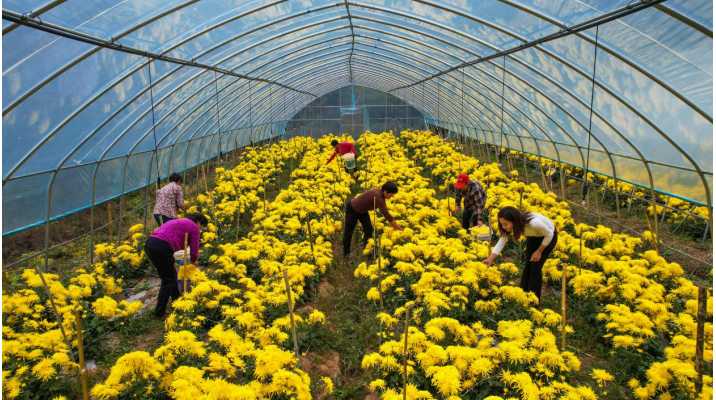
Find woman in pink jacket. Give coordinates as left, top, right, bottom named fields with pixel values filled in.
left=144, top=213, right=207, bottom=317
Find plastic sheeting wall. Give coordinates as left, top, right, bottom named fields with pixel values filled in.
left=2, top=0, right=712, bottom=235
left=285, top=86, right=425, bottom=137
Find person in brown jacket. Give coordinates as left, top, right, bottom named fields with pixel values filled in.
left=343, top=182, right=402, bottom=256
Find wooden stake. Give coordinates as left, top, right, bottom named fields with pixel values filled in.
left=235, top=209, right=241, bottom=242
left=695, top=286, right=707, bottom=394
left=75, top=308, right=90, bottom=400
left=107, top=203, right=113, bottom=240
left=183, top=233, right=189, bottom=294
left=561, top=263, right=568, bottom=351
left=202, top=163, right=209, bottom=194
left=305, top=217, right=316, bottom=264
left=282, top=268, right=300, bottom=361
left=402, top=305, right=412, bottom=400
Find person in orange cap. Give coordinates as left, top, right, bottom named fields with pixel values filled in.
left=453, top=173, right=487, bottom=230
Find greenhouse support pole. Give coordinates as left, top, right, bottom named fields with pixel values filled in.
left=214, top=70, right=223, bottom=162
left=90, top=192, right=96, bottom=265
left=147, top=56, right=162, bottom=232
left=582, top=26, right=599, bottom=207
left=497, top=56, right=506, bottom=163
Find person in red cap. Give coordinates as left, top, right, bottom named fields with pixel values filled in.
left=453, top=173, right=487, bottom=230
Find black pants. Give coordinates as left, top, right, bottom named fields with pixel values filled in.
left=521, top=231, right=558, bottom=300
left=154, top=214, right=174, bottom=226
left=342, top=200, right=373, bottom=256
left=461, top=208, right=479, bottom=230
left=144, top=237, right=179, bottom=316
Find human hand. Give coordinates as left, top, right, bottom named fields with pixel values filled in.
left=530, top=250, right=542, bottom=262
left=482, top=254, right=496, bottom=265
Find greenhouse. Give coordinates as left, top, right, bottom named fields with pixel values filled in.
left=1, top=0, right=713, bottom=399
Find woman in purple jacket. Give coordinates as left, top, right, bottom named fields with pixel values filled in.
left=144, top=213, right=208, bottom=317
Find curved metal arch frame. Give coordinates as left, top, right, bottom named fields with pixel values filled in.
left=120, top=55, right=337, bottom=167
left=350, top=30, right=588, bottom=169
left=114, top=29, right=358, bottom=156
left=3, top=6, right=344, bottom=181
left=7, top=0, right=676, bottom=184
left=161, top=51, right=352, bottom=142
left=2, top=0, right=307, bottom=117
left=347, top=3, right=708, bottom=209
left=349, top=21, right=610, bottom=175
left=346, top=59, right=535, bottom=155
left=491, top=0, right=712, bottom=121
left=348, top=44, right=564, bottom=163
left=352, top=22, right=616, bottom=203
left=359, top=0, right=711, bottom=210
left=354, top=56, right=532, bottom=157
left=221, top=56, right=470, bottom=136
left=4, top=0, right=712, bottom=238
left=351, top=1, right=707, bottom=174
left=349, top=17, right=611, bottom=162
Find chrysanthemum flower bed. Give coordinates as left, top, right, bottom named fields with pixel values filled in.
left=2, top=137, right=309, bottom=399
left=398, top=130, right=712, bottom=399
left=91, top=135, right=350, bottom=399
left=3, top=131, right=711, bottom=400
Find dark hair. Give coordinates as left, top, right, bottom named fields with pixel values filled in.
left=331, top=139, right=339, bottom=147
left=497, top=206, right=534, bottom=239
left=381, top=181, right=398, bottom=194
left=169, top=173, right=182, bottom=183
left=187, top=213, right=208, bottom=227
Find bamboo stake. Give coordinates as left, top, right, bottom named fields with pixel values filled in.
left=33, top=265, right=70, bottom=347
left=282, top=268, right=300, bottom=361
left=402, top=305, right=412, bottom=400
left=235, top=208, right=241, bottom=242
left=75, top=308, right=90, bottom=400
left=561, top=262, right=568, bottom=350
left=107, top=203, right=113, bottom=240
left=202, top=163, right=209, bottom=194
left=183, top=233, right=189, bottom=294
left=695, top=286, right=707, bottom=394
left=519, top=187, right=524, bottom=210
left=372, top=196, right=385, bottom=310
left=578, top=230, right=584, bottom=275
left=305, top=217, right=316, bottom=264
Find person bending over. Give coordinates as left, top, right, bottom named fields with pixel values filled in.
left=452, top=173, right=487, bottom=230
left=483, top=206, right=557, bottom=300
left=144, top=213, right=207, bottom=317
left=343, top=182, right=402, bottom=256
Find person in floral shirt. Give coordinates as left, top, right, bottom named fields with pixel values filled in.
left=153, top=173, right=185, bottom=226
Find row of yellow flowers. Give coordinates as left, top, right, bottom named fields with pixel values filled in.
left=496, top=147, right=710, bottom=237
left=353, top=131, right=602, bottom=399
left=90, top=136, right=348, bottom=399
left=402, top=130, right=712, bottom=400
left=2, top=138, right=306, bottom=399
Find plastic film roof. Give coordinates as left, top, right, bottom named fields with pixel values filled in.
left=2, top=0, right=713, bottom=235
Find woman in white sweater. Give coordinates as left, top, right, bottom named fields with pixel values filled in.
left=483, top=206, right=558, bottom=300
